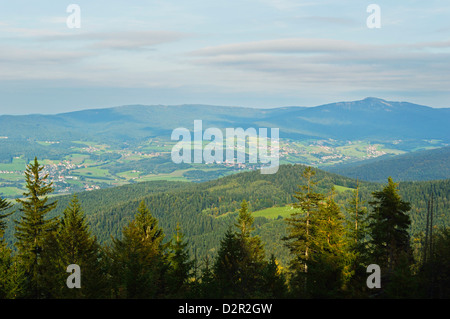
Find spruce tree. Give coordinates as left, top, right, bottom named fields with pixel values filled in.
left=344, top=181, right=370, bottom=297
left=0, top=195, right=13, bottom=298
left=261, top=254, right=287, bottom=298
left=108, top=200, right=167, bottom=298
left=283, top=167, right=324, bottom=297
left=0, top=238, right=13, bottom=298
left=166, top=224, right=193, bottom=298
left=0, top=195, right=13, bottom=237
left=198, top=256, right=217, bottom=298
left=214, top=227, right=242, bottom=298
left=368, top=177, right=412, bottom=294
left=214, top=200, right=266, bottom=298
left=40, top=195, right=108, bottom=298
left=14, top=157, right=57, bottom=298
left=307, top=193, right=347, bottom=298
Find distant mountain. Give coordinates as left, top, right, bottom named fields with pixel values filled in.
left=326, top=146, right=450, bottom=182
left=0, top=98, right=449, bottom=143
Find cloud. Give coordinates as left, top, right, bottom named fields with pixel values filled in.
left=187, top=38, right=450, bottom=96
left=0, top=46, right=92, bottom=64
left=42, top=30, right=191, bottom=51
left=191, top=38, right=372, bottom=56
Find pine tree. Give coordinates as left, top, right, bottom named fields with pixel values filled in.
left=14, top=157, right=58, bottom=298
left=0, top=195, right=14, bottom=298
left=0, top=195, right=13, bottom=237
left=1, top=257, right=27, bottom=299
left=214, top=200, right=266, bottom=298
left=368, top=177, right=412, bottom=295
left=108, top=200, right=167, bottom=298
left=344, top=181, right=370, bottom=297
left=307, top=193, right=347, bottom=298
left=261, top=254, right=287, bottom=298
left=198, top=255, right=217, bottom=298
left=40, top=195, right=109, bottom=298
left=166, top=224, right=193, bottom=298
left=214, top=227, right=242, bottom=298
left=283, top=167, right=324, bottom=297
left=0, top=238, right=13, bottom=298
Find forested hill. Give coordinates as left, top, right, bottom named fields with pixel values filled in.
left=3, top=164, right=449, bottom=265
left=327, top=146, right=450, bottom=182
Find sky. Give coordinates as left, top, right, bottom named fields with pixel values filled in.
left=0, top=0, right=450, bottom=114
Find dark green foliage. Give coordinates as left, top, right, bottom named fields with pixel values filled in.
left=14, top=157, right=58, bottom=298
left=0, top=196, right=13, bottom=237
left=283, top=167, right=325, bottom=297
left=344, top=181, right=371, bottom=297
left=214, top=200, right=278, bottom=298
left=1, top=160, right=449, bottom=299
left=40, top=195, right=109, bottom=298
left=166, top=224, right=193, bottom=298
left=368, top=177, right=412, bottom=271
left=328, top=146, right=450, bottom=182
left=107, top=201, right=167, bottom=298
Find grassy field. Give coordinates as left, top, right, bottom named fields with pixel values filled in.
left=0, top=186, right=24, bottom=198
left=333, top=184, right=355, bottom=193
left=0, top=157, right=27, bottom=171
left=253, top=205, right=295, bottom=219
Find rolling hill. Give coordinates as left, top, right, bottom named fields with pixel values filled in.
left=327, top=146, right=450, bottom=182
left=3, top=164, right=449, bottom=266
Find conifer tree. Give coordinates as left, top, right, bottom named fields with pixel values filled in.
left=166, top=224, right=193, bottom=298
left=0, top=195, right=13, bottom=298
left=40, top=195, right=108, bottom=298
left=198, top=255, right=217, bottom=298
left=108, top=200, right=167, bottom=298
left=214, top=200, right=266, bottom=298
left=14, top=157, right=57, bottom=298
left=0, top=238, right=13, bottom=298
left=261, top=254, right=287, bottom=298
left=344, top=181, right=370, bottom=297
left=368, top=177, right=412, bottom=295
left=307, top=193, right=347, bottom=298
left=214, top=227, right=242, bottom=298
left=0, top=195, right=13, bottom=237
left=283, top=167, right=324, bottom=297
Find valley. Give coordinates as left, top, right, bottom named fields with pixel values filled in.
left=0, top=136, right=443, bottom=198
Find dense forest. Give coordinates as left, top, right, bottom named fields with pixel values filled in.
left=328, top=146, right=450, bottom=182
left=0, top=158, right=449, bottom=299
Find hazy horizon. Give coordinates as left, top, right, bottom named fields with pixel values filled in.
left=1, top=96, right=449, bottom=116
left=1, top=1, right=450, bottom=114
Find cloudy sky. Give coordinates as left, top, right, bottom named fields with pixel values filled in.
left=1, top=0, right=450, bottom=114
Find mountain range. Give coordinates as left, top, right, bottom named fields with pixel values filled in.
left=1, top=97, right=449, bottom=143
